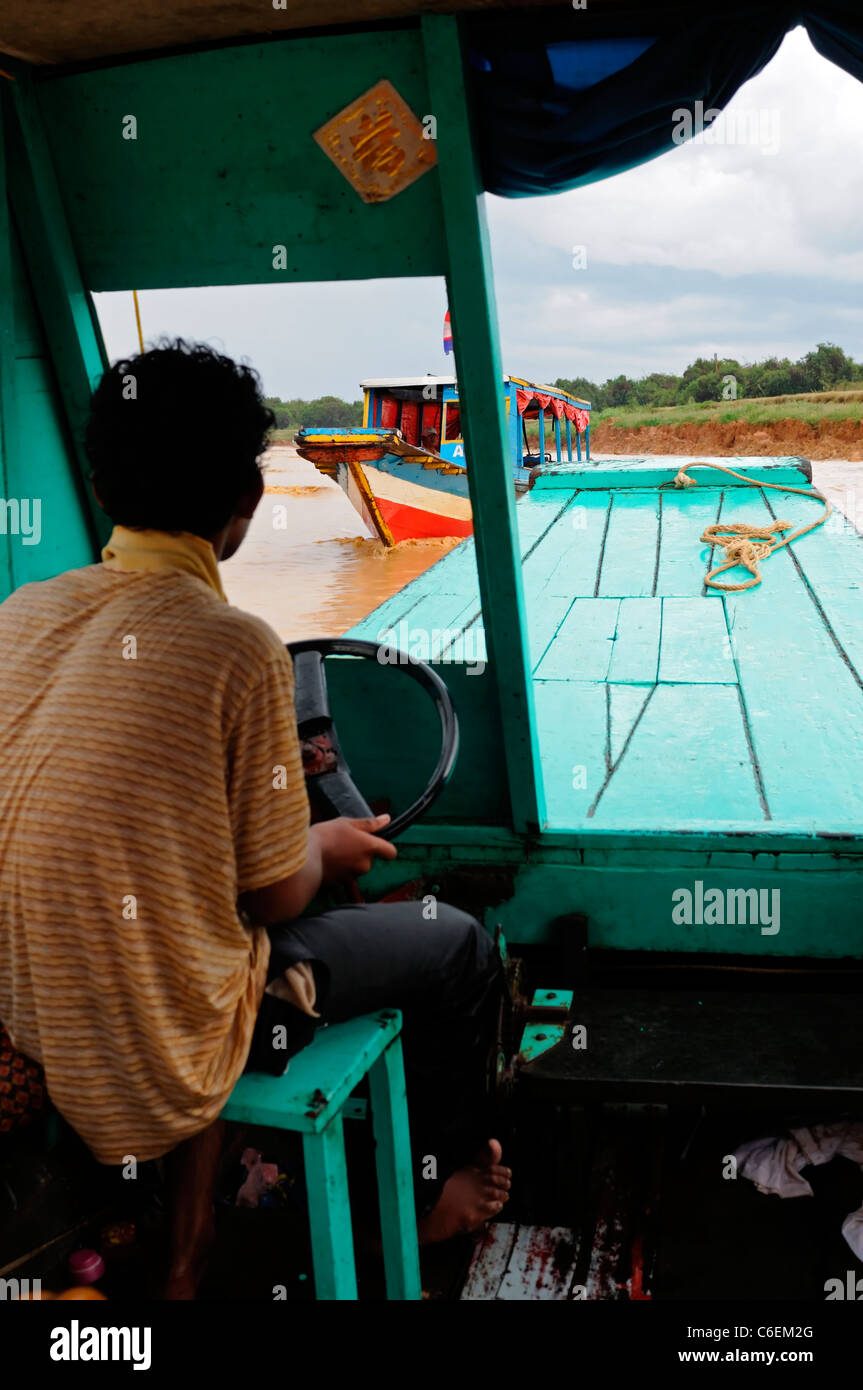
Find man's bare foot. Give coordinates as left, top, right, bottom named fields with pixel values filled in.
left=417, top=1139, right=512, bottom=1245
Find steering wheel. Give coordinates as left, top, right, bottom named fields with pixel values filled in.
left=287, top=638, right=459, bottom=840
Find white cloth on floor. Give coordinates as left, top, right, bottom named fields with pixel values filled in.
left=733, top=1123, right=863, bottom=1260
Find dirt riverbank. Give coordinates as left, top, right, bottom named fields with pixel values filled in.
left=590, top=418, right=863, bottom=460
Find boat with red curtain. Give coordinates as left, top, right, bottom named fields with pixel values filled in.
left=295, top=374, right=590, bottom=546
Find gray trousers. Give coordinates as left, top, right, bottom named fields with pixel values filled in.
left=246, top=901, right=503, bottom=1212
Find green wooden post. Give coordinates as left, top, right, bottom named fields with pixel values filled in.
left=565, top=416, right=573, bottom=463
left=6, top=74, right=110, bottom=552
left=422, top=14, right=545, bottom=832
left=368, top=1038, right=422, bottom=1300
left=0, top=93, right=18, bottom=598
left=538, top=406, right=545, bottom=462
left=554, top=414, right=562, bottom=462
left=302, top=1120, right=358, bottom=1300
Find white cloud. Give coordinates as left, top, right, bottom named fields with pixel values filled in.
left=488, top=27, right=863, bottom=283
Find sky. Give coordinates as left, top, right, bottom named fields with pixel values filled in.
left=93, top=26, right=863, bottom=402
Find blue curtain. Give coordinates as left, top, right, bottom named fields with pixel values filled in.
left=468, top=3, right=863, bottom=196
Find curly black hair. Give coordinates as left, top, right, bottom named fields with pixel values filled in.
left=86, top=339, right=275, bottom=536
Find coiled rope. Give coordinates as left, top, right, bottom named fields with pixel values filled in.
left=670, top=461, right=832, bottom=592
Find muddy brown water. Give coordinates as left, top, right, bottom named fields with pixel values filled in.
left=220, top=446, right=461, bottom=639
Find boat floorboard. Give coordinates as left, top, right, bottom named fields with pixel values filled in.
left=520, top=984, right=863, bottom=1104
left=458, top=1099, right=862, bottom=1300
left=350, top=458, right=863, bottom=840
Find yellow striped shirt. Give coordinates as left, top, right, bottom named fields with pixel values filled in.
left=0, top=532, right=309, bottom=1163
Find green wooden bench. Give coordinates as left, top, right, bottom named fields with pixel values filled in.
left=221, top=1009, right=421, bottom=1300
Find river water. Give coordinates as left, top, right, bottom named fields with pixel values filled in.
left=220, top=447, right=863, bottom=639
left=220, top=445, right=461, bottom=639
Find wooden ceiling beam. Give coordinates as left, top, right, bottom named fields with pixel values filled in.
left=0, top=0, right=591, bottom=68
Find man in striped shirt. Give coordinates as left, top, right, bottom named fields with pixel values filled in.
left=0, top=340, right=509, bottom=1297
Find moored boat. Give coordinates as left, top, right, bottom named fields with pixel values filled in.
left=295, top=374, right=590, bottom=544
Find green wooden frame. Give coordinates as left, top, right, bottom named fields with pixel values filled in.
left=423, top=15, right=545, bottom=832
left=4, top=74, right=110, bottom=550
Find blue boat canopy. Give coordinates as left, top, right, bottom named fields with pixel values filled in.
left=466, top=1, right=863, bottom=195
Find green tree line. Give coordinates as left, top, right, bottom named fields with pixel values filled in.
left=264, top=394, right=363, bottom=429
left=555, top=342, right=863, bottom=411
left=267, top=344, right=862, bottom=426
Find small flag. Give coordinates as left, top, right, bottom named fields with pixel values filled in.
left=443, top=309, right=453, bottom=356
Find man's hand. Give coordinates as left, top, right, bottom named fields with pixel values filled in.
left=240, top=814, right=397, bottom=926
left=314, top=814, right=398, bottom=880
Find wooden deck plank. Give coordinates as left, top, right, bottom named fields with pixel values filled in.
left=532, top=459, right=812, bottom=491
left=596, top=491, right=659, bottom=598
left=528, top=491, right=612, bottom=599
left=352, top=590, right=478, bottom=646
left=609, top=684, right=653, bottom=765
left=761, top=488, right=863, bottom=687
left=496, top=1225, right=582, bottom=1301
left=607, top=597, right=661, bottom=684
left=460, top=1223, right=582, bottom=1301
left=515, top=491, right=574, bottom=548
left=534, top=680, right=608, bottom=824
left=522, top=497, right=598, bottom=595
left=403, top=536, right=481, bottom=598
left=402, top=593, right=482, bottom=658
left=349, top=587, right=429, bottom=641
left=654, top=487, right=724, bottom=596
left=460, top=1222, right=519, bottom=1300
left=659, top=597, right=736, bottom=684
left=526, top=593, right=576, bottom=671
left=591, top=683, right=765, bottom=826
left=441, top=613, right=487, bottom=664
left=775, top=486, right=863, bottom=589
left=719, top=488, right=863, bottom=830
left=534, top=598, right=620, bottom=682
left=803, top=581, right=863, bottom=690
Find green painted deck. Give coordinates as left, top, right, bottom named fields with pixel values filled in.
left=350, top=458, right=863, bottom=840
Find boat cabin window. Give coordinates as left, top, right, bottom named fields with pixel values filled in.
left=443, top=401, right=462, bottom=442
left=374, top=387, right=441, bottom=449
